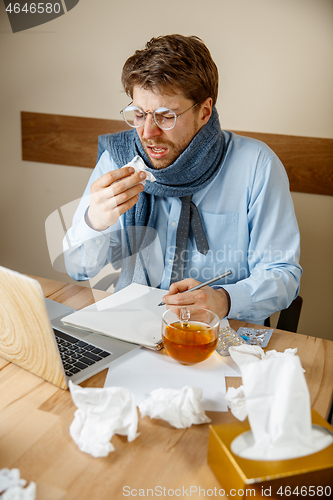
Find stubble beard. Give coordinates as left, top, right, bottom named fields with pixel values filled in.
left=139, top=118, right=200, bottom=170
left=140, top=139, right=186, bottom=169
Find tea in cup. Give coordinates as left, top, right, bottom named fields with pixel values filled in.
left=161, top=307, right=220, bottom=365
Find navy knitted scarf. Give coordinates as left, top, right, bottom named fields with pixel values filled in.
left=97, top=106, right=226, bottom=290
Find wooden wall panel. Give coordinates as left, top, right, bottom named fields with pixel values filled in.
left=21, top=111, right=333, bottom=196
left=21, top=111, right=130, bottom=169
left=235, top=130, right=333, bottom=197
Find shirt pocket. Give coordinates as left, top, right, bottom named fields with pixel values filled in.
left=200, top=212, right=239, bottom=251
left=187, top=212, right=239, bottom=282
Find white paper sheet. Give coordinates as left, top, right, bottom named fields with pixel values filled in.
left=105, top=347, right=240, bottom=412
left=62, top=283, right=166, bottom=348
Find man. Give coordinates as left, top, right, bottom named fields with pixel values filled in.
left=64, top=34, right=302, bottom=324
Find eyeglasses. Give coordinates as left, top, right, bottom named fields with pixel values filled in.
left=120, top=102, right=198, bottom=131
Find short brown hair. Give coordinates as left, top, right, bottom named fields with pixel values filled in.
left=121, top=34, right=219, bottom=105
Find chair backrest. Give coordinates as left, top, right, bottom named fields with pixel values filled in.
left=276, top=295, right=303, bottom=332
left=265, top=295, right=303, bottom=333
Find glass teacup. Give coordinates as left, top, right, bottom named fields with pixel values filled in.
left=161, top=307, right=220, bottom=365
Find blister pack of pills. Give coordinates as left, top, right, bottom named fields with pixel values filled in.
left=215, top=326, right=246, bottom=356
left=215, top=326, right=273, bottom=356
left=236, top=327, right=273, bottom=348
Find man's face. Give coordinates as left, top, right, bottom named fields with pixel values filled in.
left=133, top=86, right=209, bottom=170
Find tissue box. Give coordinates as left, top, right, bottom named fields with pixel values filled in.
left=208, top=410, right=333, bottom=498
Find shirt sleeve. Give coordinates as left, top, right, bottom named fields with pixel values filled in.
left=63, top=151, right=123, bottom=281
left=220, top=154, right=302, bottom=324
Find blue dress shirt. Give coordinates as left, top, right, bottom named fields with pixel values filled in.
left=63, top=131, right=302, bottom=324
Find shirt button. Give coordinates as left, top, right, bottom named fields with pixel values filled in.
left=171, top=221, right=176, bottom=227
left=168, top=259, right=173, bottom=265
left=95, top=239, right=101, bottom=245
left=236, top=313, right=240, bottom=319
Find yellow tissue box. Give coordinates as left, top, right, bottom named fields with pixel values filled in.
left=207, top=410, right=333, bottom=498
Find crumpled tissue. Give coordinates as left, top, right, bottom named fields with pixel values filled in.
left=122, top=156, right=156, bottom=182
left=226, top=344, right=333, bottom=460
left=69, top=381, right=139, bottom=458
left=225, top=386, right=247, bottom=421
left=0, top=469, right=36, bottom=500
left=139, top=386, right=211, bottom=429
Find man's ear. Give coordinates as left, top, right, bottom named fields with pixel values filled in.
left=199, top=97, right=213, bottom=125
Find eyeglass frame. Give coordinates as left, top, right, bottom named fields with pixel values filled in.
left=120, top=101, right=198, bottom=131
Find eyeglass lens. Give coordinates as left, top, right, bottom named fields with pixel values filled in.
left=122, top=106, right=177, bottom=130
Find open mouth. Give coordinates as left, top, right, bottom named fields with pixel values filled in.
left=147, top=145, right=169, bottom=159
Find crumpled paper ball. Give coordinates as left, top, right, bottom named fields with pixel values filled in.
left=139, top=386, right=211, bottom=429
left=0, top=469, right=36, bottom=500
left=225, top=386, right=247, bottom=421
left=69, top=381, right=139, bottom=458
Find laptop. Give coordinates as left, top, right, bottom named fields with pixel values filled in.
left=0, top=266, right=140, bottom=389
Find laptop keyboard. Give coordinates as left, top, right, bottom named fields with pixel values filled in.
left=53, top=328, right=112, bottom=377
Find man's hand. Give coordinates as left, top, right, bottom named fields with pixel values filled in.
left=162, top=278, right=231, bottom=319
left=86, top=167, right=146, bottom=231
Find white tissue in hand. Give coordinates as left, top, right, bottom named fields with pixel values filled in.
left=139, top=386, right=211, bottom=429
left=0, top=469, right=36, bottom=500
left=123, top=155, right=156, bottom=182
left=69, top=381, right=138, bottom=458
left=227, top=345, right=333, bottom=460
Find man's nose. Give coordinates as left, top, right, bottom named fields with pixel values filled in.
left=142, top=113, right=162, bottom=140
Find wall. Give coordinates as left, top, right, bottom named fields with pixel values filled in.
left=0, top=0, right=332, bottom=339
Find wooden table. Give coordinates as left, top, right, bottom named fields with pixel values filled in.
left=1, top=276, right=332, bottom=500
